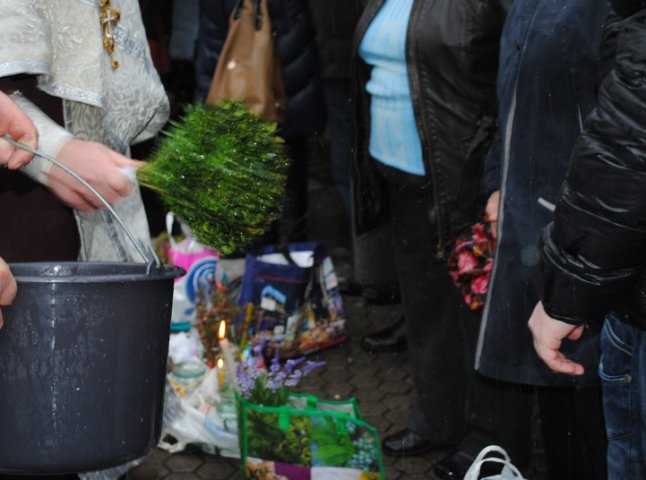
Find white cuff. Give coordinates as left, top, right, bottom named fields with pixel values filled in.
left=10, top=91, right=73, bottom=186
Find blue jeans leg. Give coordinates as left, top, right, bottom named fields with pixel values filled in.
left=600, top=313, right=646, bottom=479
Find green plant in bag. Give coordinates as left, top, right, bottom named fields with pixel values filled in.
left=311, top=417, right=379, bottom=470
left=236, top=343, right=325, bottom=464
left=236, top=341, right=325, bottom=407
left=137, top=102, right=289, bottom=255
left=246, top=410, right=312, bottom=465
left=236, top=344, right=385, bottom=477
left=311, top=416, right=355, bottom=465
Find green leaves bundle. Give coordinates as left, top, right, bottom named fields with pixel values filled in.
left=137, top=101, right=289, bottom=255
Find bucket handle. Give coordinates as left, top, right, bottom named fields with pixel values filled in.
left=2, top=135, right=161, bottom=271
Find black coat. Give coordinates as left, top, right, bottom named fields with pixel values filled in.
left=538, top=0, right=646, bottom=332
left=476, top=0, right=608, bottom=387
left=307, top=0, right=362, bottom=80
left=351, top=0, right=508, bottom=259
left=194, top=0, right=325, bottom=139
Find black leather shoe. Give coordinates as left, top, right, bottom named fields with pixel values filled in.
left=382, top=429, right=448, bottom=457
left=362, top=284, right=401, bottom=304
left=338, top=277, right=363, bottom=296
left=432, top=449, right=502, bottom=479
left=360, top=316, right=407, bottom=353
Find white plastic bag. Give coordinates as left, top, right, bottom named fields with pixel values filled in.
left=463, top=445, right=526, bottom=480
left=160, top=368, right=239, bottom=457
left=166, top=213, right=221, bottom=327
left=168, top=330, right=204, bottom=366
left=311, top=467, right=366, bottom=479
left=79, top=461, right=141, bottom=480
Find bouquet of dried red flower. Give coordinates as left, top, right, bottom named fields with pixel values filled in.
left=447, top=222, right=496, bottom=311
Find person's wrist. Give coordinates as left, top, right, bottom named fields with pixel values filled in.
left=9, top=91, right=74, bottom=186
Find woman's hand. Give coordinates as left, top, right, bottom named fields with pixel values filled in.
left=485, top=190, right=500, bottom=239
left=0, top=91, right=38, bottom=169
left=48, top=139, right=144, bottom=211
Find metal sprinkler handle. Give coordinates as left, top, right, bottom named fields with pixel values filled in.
left=2, top=134, right=160, bottom=269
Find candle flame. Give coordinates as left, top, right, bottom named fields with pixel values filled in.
left=218, top=319, right=226, bottom=340
left=217, top=357, right=224, bottom=368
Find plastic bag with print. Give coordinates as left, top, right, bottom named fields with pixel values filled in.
left=237, top=241, right=347, bottom=358
left=165, top=213, right=222, bottom=328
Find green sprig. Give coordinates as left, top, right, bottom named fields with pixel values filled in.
left=137, top=102, right=289, bottom=254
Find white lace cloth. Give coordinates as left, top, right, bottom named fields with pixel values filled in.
left=0, top=0, right=170, bottom=262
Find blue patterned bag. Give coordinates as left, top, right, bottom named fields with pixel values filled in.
left=237, top=241, right=347, bottom=357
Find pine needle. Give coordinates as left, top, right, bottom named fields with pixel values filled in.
left=137, top=102, right=289, bottom=255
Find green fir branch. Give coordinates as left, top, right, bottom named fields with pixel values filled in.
left=137, top=102, right=289, bottom=254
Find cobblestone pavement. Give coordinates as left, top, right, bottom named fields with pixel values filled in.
left=127, top=180, right=548, bottom=480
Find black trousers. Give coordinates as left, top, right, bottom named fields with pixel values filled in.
left=277, top=136, right=309, bottom=244
left=383, top=166, right=533, bottom=464
left=248, top=136, right=310, bottom=249
left=538, top=386, right=607, bottom=480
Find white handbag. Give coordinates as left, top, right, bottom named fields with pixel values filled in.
left=463, top=445, right=526, bottom=480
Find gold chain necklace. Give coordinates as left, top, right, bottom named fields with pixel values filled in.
left=100, top=0, right=121, bottom=69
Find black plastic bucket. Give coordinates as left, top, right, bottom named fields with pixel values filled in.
left=0, top=262, right=184, bottom=474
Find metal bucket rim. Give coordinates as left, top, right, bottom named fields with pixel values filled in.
left=8, top=261, right=185, bottom=284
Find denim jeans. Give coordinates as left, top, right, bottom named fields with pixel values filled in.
left=600, top=313, right=646, bottom=479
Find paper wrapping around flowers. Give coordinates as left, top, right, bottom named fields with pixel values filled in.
left=447, top=222, right=496, bottom=311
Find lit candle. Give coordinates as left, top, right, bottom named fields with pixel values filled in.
left=218, top=320, right=238, bottom=388
left=216, top=357, right=225, bottom=389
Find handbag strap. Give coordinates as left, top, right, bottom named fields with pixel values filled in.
left=464, top=456, right=525, bottom=480
left=232, top=0, right=264, bottom=30
left=471, top=445, right=511, bottom=464
left=463, top=445, right=513, bottom=480
left=232, top=0, right=244, bottom=19
left=253, top=0, right=263, bottom=29
left=277, top=245, right=297, bottom=266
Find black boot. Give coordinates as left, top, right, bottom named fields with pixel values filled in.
left=360, top=316, right=407, bottom=353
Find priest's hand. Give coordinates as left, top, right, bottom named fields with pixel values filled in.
left=49, top=139, right=144, bottom=211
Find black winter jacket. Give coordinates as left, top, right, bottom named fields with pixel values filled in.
left=194, top=0, right=325, bottom=139
left=539, top=0, right=646, bottom=330
left=351, top=0, right=509, bottom=259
